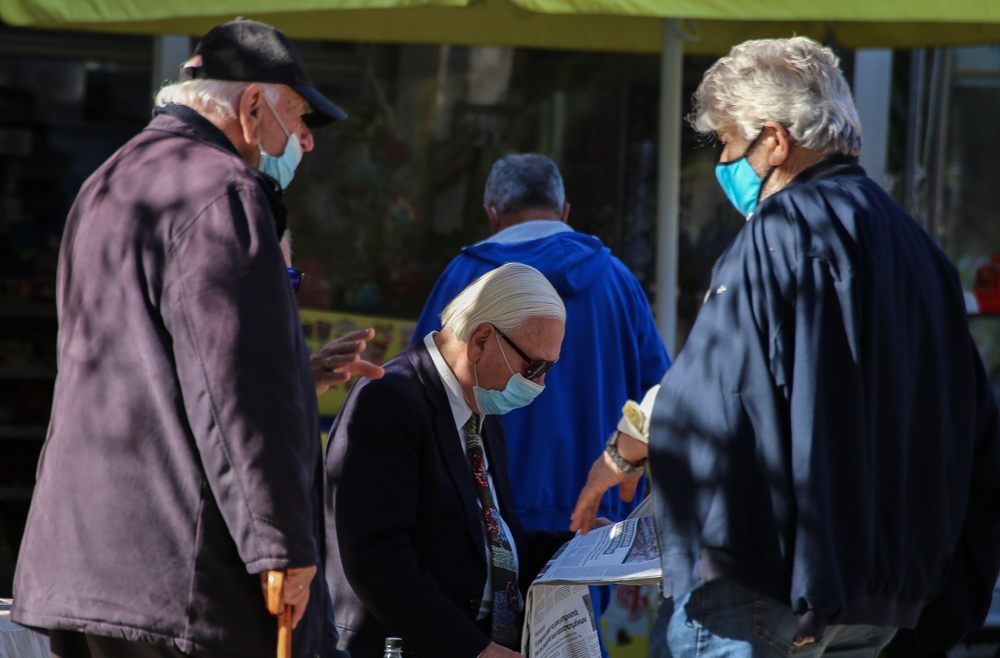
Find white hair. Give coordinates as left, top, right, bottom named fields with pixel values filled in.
left=440, top=262, right=565, bottom=341
left=154, top=78, right=283, bottom=124
left=691, top=37, right=862, bottom=157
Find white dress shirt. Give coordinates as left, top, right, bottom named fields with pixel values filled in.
left=423, top=332, right=520, bottom=619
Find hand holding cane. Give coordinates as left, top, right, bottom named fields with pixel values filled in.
left=266, top=570, right=292, bottom=658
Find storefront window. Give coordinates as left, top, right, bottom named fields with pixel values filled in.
left=286, top=43, right=736, bottom=355
left=941, top=46, right=1000, bottom=285
left=287, top=43, right=665, bottom=319
left=0, top=26, right=151, bottom=596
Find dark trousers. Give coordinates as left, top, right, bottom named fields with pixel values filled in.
left=49, top=631, right=188, bottom=658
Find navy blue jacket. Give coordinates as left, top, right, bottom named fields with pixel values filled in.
left=12, top=106, right=327, bottom=658
left=412, top=229, right=669, bottom=530
left=650, top=156, right=1000, bottom=649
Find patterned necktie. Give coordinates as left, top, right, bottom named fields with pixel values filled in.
left=463, top=414, right=522, bottom=650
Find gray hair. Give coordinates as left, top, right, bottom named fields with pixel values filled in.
left=441, top=262, right=565, bottom=342
left=691, top=37, right=862, bottom=157
left=483, top=154, right=565, bottom=215
left=154, top=78, right=283, bottom=124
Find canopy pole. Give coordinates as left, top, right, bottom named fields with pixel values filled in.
left=655, top=19, right=682, bottom=357
left=853, top=49, right=893, bottom=190
left=151, top=36, right=191, bottom=100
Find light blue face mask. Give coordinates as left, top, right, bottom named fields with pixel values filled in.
left=472, top=332, right=545, bottom=415
left=258, top=94, right=303, bottom=190
left=715, top=130, right=774, bottom=218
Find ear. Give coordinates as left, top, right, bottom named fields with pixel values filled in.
left=466, top=322, right=493, bottom=364
left=763, top=121, right=792, bottom=167
left=237, top=84, right=265, bottom=149
left=485, top=206, right=501, bottom=234
left=560, top=202, right=571, bottom=224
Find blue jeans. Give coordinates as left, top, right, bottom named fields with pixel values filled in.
left=649, top=580, right=897, bottom=658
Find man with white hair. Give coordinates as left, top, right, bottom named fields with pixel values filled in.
left=570, top=37, right=1000, bottom=655
left=325, top=263, right=574, bottom=658
left=11, top=19, right=368, bottom=658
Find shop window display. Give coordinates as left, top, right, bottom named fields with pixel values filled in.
left=937, top=47, right=1000, bottom=403
left=0, top=33, right=152, bottom=596
left=286, top=44, right=736, bottom=340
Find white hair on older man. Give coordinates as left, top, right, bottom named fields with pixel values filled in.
left=154, top=77, right=283, bottom=124
left=440, top=262, right=565, bottom=341
left=691, top=37, right=862, bottom=157
left=483, top=154, right=565, bottom=215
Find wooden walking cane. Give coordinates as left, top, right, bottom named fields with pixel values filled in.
left=266, top=571, right=292, bottom=658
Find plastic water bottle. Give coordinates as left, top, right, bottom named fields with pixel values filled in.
left=383, top=637, right=403, bottom=657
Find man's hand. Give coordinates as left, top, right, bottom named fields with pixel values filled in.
left=478, top=642, right=523, bottom=658
left=569, top=433, right=648, bottom=535
left=259, top=565, right=317, bottom=629
left=310, top=328, right=386, bottom=396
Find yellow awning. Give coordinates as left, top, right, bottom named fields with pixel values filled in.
left=512, top=0, right=1000, bottom=23
left=2, top=0, right=1000, bottom=54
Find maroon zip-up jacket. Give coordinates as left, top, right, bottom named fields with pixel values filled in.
left=12, top=105, right=323, bottom=658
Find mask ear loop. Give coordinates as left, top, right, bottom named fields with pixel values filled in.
left=261, top=91, right=292, bottom=138
left=733, top=128, right=766, bottom=162
left=744, top=127, right=778, bottom=206
left=757, top=166, right=777, bottom=204
left=495, top=330, right=517, bottom=376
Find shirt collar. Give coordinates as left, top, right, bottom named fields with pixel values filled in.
left=480, top=219, right=574, bottom=245
left=423, top=332, right=475, bottom=432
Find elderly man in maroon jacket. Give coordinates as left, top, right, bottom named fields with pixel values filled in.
left=11, top=19, right=378, bottom=658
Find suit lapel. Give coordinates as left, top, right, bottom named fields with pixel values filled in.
left=407, top=342, right=488, bottom=566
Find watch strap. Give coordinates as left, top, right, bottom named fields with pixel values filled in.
left=605, top=431, right=647, bottom=474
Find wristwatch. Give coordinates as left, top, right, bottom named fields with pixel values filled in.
left=605, top=431, right=647, bottom=474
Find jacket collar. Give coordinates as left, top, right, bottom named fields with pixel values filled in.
left=788, top=153, right=867, bottom=188
left=154, top=103, right=241, bottom=157
left=149, top=104, right=289, bottom=237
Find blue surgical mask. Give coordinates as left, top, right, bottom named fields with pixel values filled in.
left=472, top=332, right=545, bottom=415
left=715, top=130, right=773, bottom=218
left=258, top=95, right=303, bottom=190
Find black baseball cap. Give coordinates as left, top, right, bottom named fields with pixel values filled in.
left=180, top=18, right=347, bottom=127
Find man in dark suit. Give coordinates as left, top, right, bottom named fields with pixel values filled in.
left=325, top=263, right=574, bottom=658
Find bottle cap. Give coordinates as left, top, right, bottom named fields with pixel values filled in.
left=385, top=637, right=403, bottom=649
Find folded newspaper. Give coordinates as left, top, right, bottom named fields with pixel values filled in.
left=521, top=495, right=661, bottom=658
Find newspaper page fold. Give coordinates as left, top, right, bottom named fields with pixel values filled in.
left=521, top=495, right=660, bottom=657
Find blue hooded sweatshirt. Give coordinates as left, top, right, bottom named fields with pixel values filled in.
left=412, top=223, right=670, bottom=531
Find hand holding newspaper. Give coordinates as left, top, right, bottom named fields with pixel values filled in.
left=521, top=495, right=660, bottom=658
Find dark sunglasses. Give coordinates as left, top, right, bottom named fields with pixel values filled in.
left=492, top=325, right=557, bottom=381
left=287, top=268, right=304, bottom=294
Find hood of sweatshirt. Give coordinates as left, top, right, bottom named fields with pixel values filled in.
left=460, top=229, right=610, bottom=297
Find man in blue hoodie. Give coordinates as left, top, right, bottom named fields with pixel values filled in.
left=414, top=154, right=669, bottom=535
